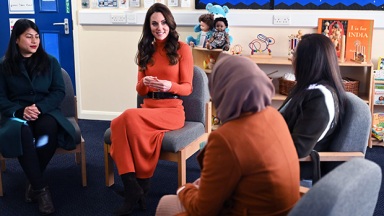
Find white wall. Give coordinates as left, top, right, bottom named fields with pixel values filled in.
left=72, top=1, right=384, bottom=120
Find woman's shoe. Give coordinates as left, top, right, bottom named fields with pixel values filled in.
left=34, top=187, right=55, bottom=215
left=113, top=173, right=143, bottom=216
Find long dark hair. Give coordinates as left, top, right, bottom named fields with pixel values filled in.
left=281, top=33, right=346, bottom=124
left=135, top=3, right=179, bottom=71
left=2, top=19, right=49, bottom=75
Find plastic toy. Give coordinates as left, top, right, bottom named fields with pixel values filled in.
left=288, top=30, right=303, bottom=60
left=206, top=17, right=230, bottom=51
left=351, top=41, right=367, bottom=63
left=249, top=34, right=275, bottom=57
left=231, top=44, right=242, bottom=55
left=186, top=14, right=214, bottom=48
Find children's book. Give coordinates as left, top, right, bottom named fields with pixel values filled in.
left=317, top=18, right=374, bottom=63
left=372, top=113, right=384, bottom=141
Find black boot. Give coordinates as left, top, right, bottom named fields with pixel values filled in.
left=137, top=178, right=150, bottom=210
left=114, top=173, right=143, bottom=216
left=34, top=187, right=55, bottom=215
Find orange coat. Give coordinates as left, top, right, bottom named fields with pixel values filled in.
left=110, top=40, right=193, bottom=178
left=178, top=107, right=300, bottom=215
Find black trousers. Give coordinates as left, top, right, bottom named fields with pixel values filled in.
left=17, top=114, right=58, bottom=190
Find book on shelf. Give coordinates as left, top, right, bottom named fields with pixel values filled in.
left=317, top=18, right=374, bottom=63
left=378, top=56, right=384, bottom=69
left=372, top=113, right=384, bottom=141
left=374, top=84, right=384, bottom=105
left=374, top=70, right=384, bottom=81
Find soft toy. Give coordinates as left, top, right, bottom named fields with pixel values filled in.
left=187, top=3, right=233, bottom=45
left=206, top=17, right=230, bottom=51
left=186, top=14, right=214, bottom=48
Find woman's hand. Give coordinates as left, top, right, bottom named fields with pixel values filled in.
left=23, top=104, right=40, bottom=121
left=143, top=76, right=172, bottom=92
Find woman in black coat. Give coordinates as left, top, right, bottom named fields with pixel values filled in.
left=0, top=19, right=76, bottom=215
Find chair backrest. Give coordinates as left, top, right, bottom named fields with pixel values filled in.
left=60, top=68, right=76, bottom=118
left=289, top=158, right=381, bottom=216
left=328, top=92, right=371, bottom=154
left=137, top=66, right=210, bottom=125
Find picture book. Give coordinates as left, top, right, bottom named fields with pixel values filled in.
left=374, top=70, right=384, bottom=81
left=318, top=18, right=374, bottom=63
left=372, top=113, right=384, bottom=141
left=374, top=84, right=384, bottom=105
left=378, top=56, right=384, bottom=69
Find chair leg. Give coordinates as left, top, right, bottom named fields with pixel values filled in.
left=0, top=167, right=3, bottom=196
left=80, top=140, right=87, bottom=187
left=1, top=156, right=5, bottom=172
left=177, top=151, right=187, bottom=187
left=104, top=143, right=115, bottom=187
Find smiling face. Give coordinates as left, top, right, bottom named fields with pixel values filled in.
left=150, top=12, right=169, bottom=41
left=215, top=21, right=226, bottom=32
left=16, top=28, right=40, bottom=57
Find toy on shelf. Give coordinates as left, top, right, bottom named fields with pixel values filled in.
left=351, top=41, right=367, bottom=63
left=378, top=57, right=384, bottom=69
left=230, top=44, right=242, bottom=55
left=321, top=21, right=346, bottom=62
left=249, top=34, right=275, bottom=58
left=203, top=54, right=216, bottom=69
left=186, top=14, right=214, bottom=48
left=206, top=17, right=230, bottom=51
left=194, top=3, right=233, bottom=44
left=288, top=30, right=303, bottom=60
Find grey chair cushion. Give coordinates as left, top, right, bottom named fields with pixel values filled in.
left=289, top=158, right=381, bottom=216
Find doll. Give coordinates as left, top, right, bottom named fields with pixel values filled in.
left=186, top=14, right=214, bottom=48
left=206, top=17, right=230, bottom=51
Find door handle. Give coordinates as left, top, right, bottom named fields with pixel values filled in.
left=53, top=18, right=69, bottom=35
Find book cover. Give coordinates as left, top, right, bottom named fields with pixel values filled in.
left=374, top=84, right=384, bottom=105
left=317, top=18, right=374, bottom=63
left=372, top=113, right=384, bottom=141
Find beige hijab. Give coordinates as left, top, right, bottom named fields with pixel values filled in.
left=209, top=53, right=275, bottom=124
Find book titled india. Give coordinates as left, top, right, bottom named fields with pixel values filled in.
left=317, top=18, right=374, bottom=63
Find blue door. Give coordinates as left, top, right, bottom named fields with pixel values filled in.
left=0, top=0, right=76, bottom=93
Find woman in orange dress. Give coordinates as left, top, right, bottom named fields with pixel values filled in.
left=109, top=3, right=193, bottom=215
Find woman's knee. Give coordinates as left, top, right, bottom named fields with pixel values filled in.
left=156, top=195, right=185, bottom=216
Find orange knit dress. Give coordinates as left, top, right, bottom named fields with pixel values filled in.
left=110, top=40, right=193, bottom=178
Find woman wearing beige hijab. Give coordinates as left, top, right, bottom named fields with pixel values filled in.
left=156, top=53, right=300, bottom=216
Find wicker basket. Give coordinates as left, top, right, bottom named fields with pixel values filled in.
left=342, top=77, right=359, bottom=95
left=279, top=77, right=297, bottom=95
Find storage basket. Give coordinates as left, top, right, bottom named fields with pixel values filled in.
left=279, top=78, right=297, bottom=95
left=342, top=77, right=359, bottom=95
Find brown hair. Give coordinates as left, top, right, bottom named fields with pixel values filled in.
left=198, top=14, right=214, bottom=30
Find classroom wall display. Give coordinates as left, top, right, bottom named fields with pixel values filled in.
left=195, top=0, right=384, bottom=10
left=195, top=0, right=270, bottom=9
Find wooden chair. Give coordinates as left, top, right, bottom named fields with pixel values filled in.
left=299, top=92, right=371, bottom=183
left=290, top=158, right=381, bottom=216
left=0, top=68, right=86, bottom=196
left=104, top=66, right=211, bottom=187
